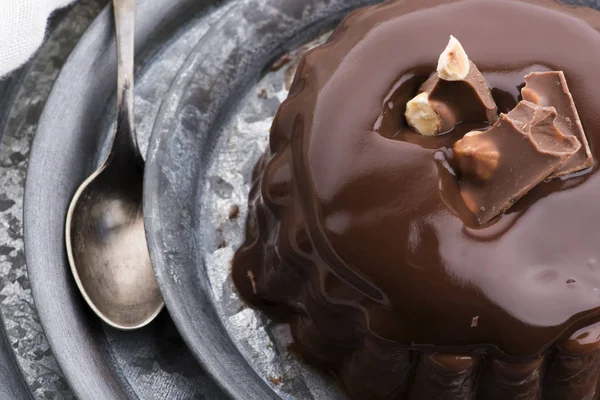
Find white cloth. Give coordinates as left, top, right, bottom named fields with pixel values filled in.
left=0, top=0, right=76, bottom=78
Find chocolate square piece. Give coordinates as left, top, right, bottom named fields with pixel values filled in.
left=420, top=60, right=498, bottom=132
left=522, top=71, right=593, bottom=176
left=454, top=101, right=581, bottom=224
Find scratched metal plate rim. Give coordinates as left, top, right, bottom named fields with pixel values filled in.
left=23, top=0, right=236, bottom=399
left=0, top=70, right=37, bottom=400
left=142, top=0, right=378, bottom=398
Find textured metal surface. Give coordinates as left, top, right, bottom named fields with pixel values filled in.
left=143, top=0, right=375, bottom=398
left=23, top=0, right=231, bottom=398
left=0, top=2, right=106, bottom=398
left=193, top=35, right=349, bottom=399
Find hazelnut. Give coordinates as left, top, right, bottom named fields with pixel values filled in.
left=405, top=92, right=442, bottom=136
left=437, top=36, right=471, bottom=81
left=454, top=134, right=500, bottom=181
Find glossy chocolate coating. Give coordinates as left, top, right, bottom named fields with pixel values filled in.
left=233, top=0, right=600, bottom=397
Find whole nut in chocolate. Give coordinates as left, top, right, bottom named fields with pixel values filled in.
left=453, top=130, right=499, bottom=181
left=437, top=35, right=470, bottom=81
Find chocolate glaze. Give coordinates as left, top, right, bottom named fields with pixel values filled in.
left=232, top=0, right=600, bottom=397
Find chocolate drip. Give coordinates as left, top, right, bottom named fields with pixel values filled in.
left=544, top=323, right=600, bottom=399
left=478, top=357, right=545, bottom=399
left=409, top=354, right=478, bottom=399
left=340, top=337, right=415, bottom=399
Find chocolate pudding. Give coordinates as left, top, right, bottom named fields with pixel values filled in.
left=233, top=0, right=600, bottom=398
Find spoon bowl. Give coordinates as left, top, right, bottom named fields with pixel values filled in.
left=66, top=157, right=163, bottom=329
left=65, top=0, right=163, bottom=330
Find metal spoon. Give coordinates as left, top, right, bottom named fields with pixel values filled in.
left=65, top=0, right=163, bottom=330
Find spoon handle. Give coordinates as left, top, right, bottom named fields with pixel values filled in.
left=112, top=0, right=142, bottom=162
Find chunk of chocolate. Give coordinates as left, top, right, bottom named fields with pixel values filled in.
left=405, top=36, right=498, bottom=136
left=454, top=101, right=581, bottom=224
left=420, top=60, right=498, bottom=129
left=522, top=71, right=593, bottom=176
